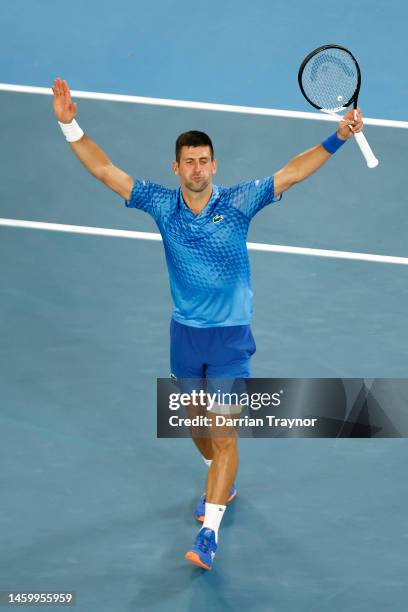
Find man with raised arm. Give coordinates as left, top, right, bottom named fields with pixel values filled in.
left=52, top=78, right=363, bottom=571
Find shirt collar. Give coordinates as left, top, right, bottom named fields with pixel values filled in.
left=179, top=185, right=220, bottom=221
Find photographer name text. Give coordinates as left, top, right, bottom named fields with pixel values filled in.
left=168, top=415, right=318, bottom=428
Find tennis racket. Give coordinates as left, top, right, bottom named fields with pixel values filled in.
left=298, top=44, right=379, bottom=169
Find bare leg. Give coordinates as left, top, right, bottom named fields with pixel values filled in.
left=205, top=414, right=239, bottom=505
left=186, top=401, right=214, bottom=460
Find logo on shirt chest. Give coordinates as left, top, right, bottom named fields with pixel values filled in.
left=212, top=214, right=224, bottom=224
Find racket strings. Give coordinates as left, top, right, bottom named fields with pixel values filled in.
left=300, top=48, right=358, bottom=111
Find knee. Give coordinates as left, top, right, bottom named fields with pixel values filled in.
left=211, top=434, right=237, bottom=455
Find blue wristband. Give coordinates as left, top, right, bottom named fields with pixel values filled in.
left=321, top=132, right=347, bottom=155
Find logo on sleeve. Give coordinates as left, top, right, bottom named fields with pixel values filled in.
left=212, top=214, right=224, bottom=224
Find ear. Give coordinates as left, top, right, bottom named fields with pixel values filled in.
left=212, top=159, right=217, bottom=175
left=172, top=160, right=179, bottom=176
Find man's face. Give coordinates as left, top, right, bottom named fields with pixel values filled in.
left=173, top=146, right=217, bottom=193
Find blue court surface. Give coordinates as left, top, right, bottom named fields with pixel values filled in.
left=1, top=2, right=407, bottom=611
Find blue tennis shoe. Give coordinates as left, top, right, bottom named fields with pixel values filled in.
left=185, top=527, right=217, bottom=570
left=194, top=483, right=237, bottom=522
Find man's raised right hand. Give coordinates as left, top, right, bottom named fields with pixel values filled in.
left=52, top=78, right=77, bottom=123
left=52, top=78, right=133, bottom=200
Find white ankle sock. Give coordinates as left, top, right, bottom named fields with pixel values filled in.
left=202, top=456, right=213, bottom=468
left=203, top=502, right=226, bottom=543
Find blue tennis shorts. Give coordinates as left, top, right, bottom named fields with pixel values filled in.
left=170, top=318, right=256, bottom=379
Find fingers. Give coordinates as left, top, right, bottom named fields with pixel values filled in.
left=61, top=79, right=72, bottom=101
left=351, top=120, right=363, bottom=133
left=354, top=107, right=363, bottom=126
left=340, top=107, right=364, bottom=133
left=53, top=78, right=62, bottom=96
left=52, top=78, right=77, bottom=123
left=52, top=78, right=71, bottom=99
left=52, top=78, right=61, bottom=97
left=341, top=107, right=362, bottom=122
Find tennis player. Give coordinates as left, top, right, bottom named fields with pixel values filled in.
left=52, top=78, right=363, bottom=570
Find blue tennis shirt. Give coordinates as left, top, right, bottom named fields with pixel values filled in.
left=125, top=177, right=282, bottom=327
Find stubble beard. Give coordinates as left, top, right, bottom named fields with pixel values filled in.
left=184, top=177, right=210, bottom=193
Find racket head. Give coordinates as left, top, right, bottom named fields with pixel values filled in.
left=298, top=44, right=361, bottom=112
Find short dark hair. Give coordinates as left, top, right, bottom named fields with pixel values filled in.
left=175, top=130, right=214, bottom=162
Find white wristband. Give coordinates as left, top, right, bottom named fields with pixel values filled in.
left=58, top=119, right=84, bottom=143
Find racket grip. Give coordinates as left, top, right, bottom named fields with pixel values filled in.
left=353, top=131, right=379, bottom=168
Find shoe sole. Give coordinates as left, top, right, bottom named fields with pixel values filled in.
left=195, top=490, right=237, bottom=522
left=185, top=551, right=212, bottom=570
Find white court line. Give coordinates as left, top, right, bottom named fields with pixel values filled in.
left=0, top=82, right=407, bottom=129
left=1, top=218, right=408, bottom=266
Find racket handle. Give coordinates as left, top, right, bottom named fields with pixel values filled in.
left=353, top=131, right=379, bottom=168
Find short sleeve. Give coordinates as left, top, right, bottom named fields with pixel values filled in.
left=125, top=179, right=175, bottom=221
left=228, top=176, right=282, bottom=220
